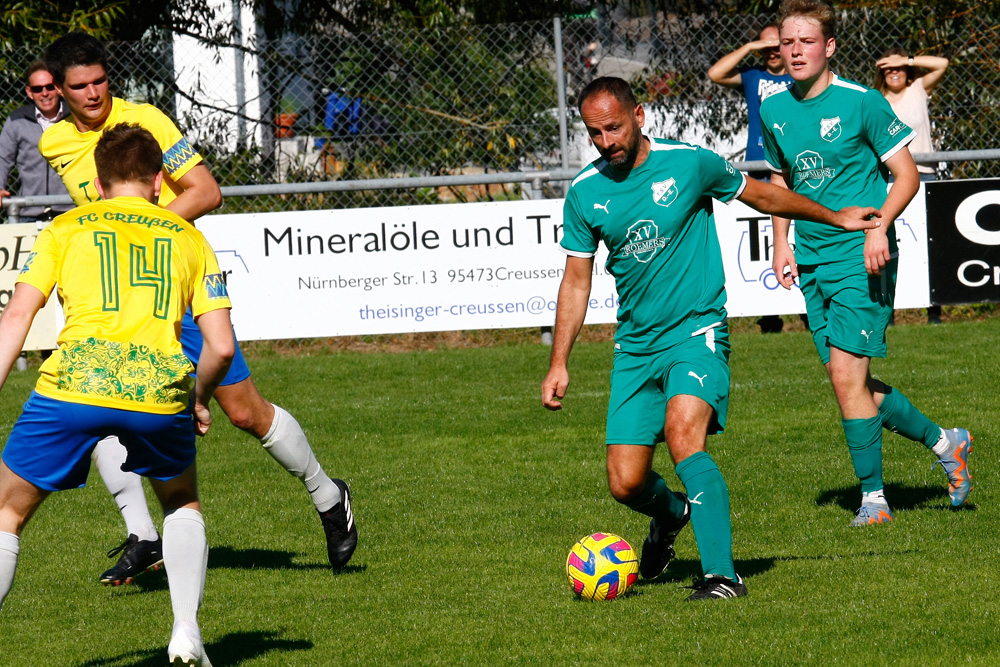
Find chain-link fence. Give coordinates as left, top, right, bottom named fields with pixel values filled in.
left=1, top=8, right=998, bottom=352
left=1, top=8, right=998, bottom=216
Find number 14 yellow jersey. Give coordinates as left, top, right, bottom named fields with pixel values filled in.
left=16, top=196, right=231, bottom=414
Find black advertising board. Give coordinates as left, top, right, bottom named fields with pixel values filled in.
left=925, top=179, right=1000, bottom=305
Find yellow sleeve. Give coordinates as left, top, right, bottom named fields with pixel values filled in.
left=133, top=104, right=204, bottom=182
left=14, top=226, right=59, bottom=299
left=190, top=232, right=232, bottom=317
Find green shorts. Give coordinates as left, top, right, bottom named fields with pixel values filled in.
left=605, top=325, right=731, bottom=446
left=799, top=257, right=897, bottom=365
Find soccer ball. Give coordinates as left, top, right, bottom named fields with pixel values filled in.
left=565, top=532, right=639, bottom=601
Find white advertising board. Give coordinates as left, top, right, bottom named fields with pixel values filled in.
left=0, top=223, right=62, bottom=350
left=200, top=189, right=931, bottom=341
left=1, top=188, right=935, bottom=348
left=199, top=199, right=593, bottom=339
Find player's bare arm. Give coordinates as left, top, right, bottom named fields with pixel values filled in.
left=708, top=39, right=777, bottom=87
left=739, top=176, right=880, bottom=231
left=192, top=307, right=236, bottom=435
left=542, top=256, right=594, bottom=411
left=764, top=171, right=798, bottom=289
left=863, top=147, right=919, bottom=275
left=166, top=164, right=222, bottom=222
left=0, top=284, right=46, bottom=391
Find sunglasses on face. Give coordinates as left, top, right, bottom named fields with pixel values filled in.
left=29, top=84, right=56, bottom=93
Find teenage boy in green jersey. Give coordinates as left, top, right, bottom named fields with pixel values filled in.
left=541, top=76, right=879, bottom=600
left=760, top=0, right=972, bottom=525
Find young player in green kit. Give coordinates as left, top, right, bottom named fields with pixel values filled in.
left=760, top=0, right=972, bottom=525
left=541, top=76, right=880, bottom=600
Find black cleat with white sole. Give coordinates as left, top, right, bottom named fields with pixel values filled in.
left=319, top=478, right=358, bottom=568
left=99, top=534, right=163, bottom=586
left=639, top=496, right=691, bottom=580
left=685, top=574, right=747, bottom=601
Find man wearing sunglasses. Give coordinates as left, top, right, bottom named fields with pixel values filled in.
left=0, top=61, right=72, bottom=224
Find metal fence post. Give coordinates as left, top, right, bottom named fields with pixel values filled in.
left=530, top=176, right=545, bottom=201
left=232, top=0, right=247, bottom=147
left=554, top=16, right=569, bottom=196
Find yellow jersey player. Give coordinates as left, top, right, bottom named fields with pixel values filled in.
left=39, top=32, right=357, bottom=583
left=0, top=124, right=234, bottom=666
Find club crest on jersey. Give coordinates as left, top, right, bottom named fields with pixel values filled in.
left=621, top=220, right=668, bottom=263
left=820, top=116, right=842, bottom=142
left=794, top=150, right=836, bottom=189
left=651, top=178, right=678, bottom=208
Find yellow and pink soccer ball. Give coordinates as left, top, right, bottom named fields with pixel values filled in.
left=565, top=532, right=639, bottom=601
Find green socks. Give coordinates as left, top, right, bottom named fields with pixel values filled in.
left=842, top=415, right=884, bottom=493
left=622, top=470, right=689, bottom=527
left=675, top=451, right=736, bottom=581
left=878, top=385, right=941, bottom=448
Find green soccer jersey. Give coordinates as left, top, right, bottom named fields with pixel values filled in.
left=760, top=74, right=914, bottom=265
left=561, top=138, right=746, bottom=353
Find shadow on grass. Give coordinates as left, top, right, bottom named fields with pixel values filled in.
left=106, top=572, right=169, bottom=595
left=73, top=630, right=312, bottom=667
left=104, top=547, right=365, bottom=599
left=815, top=482, right=977, bottom=513
left=634, top=556, right=777, bottom=589
left=208, top=545, right=367, bottom=574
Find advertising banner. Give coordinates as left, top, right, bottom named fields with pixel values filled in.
left=1, top=181, right=942, bottom=347
left=201, top=191, right=932, bottom=340
left=712, top=183, right=931, bottom=315
left=926, top=179, right=1000, bottom=304
left=0, top=222, right=61, bottom=350
left=200, top=199, right=595, bottom=339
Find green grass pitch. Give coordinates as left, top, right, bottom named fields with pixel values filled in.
left=0, top=319, right=996, bottom=665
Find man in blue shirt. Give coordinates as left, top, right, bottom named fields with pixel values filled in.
left=708, top=24, right=793, bottom=177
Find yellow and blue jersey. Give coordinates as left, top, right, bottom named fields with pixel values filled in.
left=39, top=97, right=202, bottom=208
left=16, top=196, right=231, bottom=414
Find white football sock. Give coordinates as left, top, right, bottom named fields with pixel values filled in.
left=261, top=404, right=341, bottom=512
left=931, top=428, right=950, bottom=456
left=93, top=437, right=159, bottom=542
left=862, top=489, right=887, bottom=504
left=0, top=532, right=20, bottom=609
left=163, top=508, right=207, bottom=625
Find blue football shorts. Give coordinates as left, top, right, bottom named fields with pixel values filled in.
left=605, top=326, right=731, bottom=446
left=181, top=308, right=251, bottom=386
left=2, top=392, right=197, bottom=491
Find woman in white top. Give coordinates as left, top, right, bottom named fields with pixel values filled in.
left=876, top=48, right=950, bottom=324
left=875, top=48, right=950, bottom=178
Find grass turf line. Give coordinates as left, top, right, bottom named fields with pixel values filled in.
left=0, top=319, right=996, bottom=665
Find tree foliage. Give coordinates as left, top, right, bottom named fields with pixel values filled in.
left=0, top=1, right=127, bottom=48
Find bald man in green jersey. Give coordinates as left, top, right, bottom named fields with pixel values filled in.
left=542, top=76, right=879, bottom=600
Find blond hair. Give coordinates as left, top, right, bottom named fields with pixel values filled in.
left=778, top=0, right=836, bottom=40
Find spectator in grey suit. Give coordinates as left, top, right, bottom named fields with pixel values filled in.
left=0, top=61, right=72, bottom=224
left=0, top=61, right=72, bottom=371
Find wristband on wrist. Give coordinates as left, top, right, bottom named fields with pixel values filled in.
left=908, top=56, right=914, bottom=66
